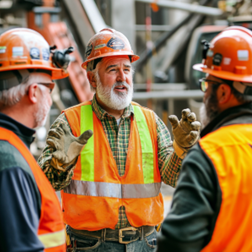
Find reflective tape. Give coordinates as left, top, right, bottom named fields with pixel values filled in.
left=64, top=180, right=161, bottom=198
left=38, top=229, right=65, bottom=249
left=80, top=105, right=94, bottom=182
left=133, top=106, right=154, bottom=184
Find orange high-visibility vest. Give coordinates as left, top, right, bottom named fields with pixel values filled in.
left=199, top=123, right=252, bottom=252
left=62, top=101, right=164, bottom=231
left=0, top=127, right=66, bottom=252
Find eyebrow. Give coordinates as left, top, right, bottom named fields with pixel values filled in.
left=105, top=64, right=131, bottom=71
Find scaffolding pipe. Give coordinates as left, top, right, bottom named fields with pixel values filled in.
left=133, top=89, right=203, bottom=100
left=134, top=12, right=193, bottom=71
left=134, top=0, right=213, bottom=71
left=136, top=0, right=223, bottom=16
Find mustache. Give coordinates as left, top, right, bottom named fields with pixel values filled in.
left=112, top=82, right=131, bottom=91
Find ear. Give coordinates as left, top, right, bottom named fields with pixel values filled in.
left=87, top=71, right=97, bottom=90
left=27, top=83, right=39, bottom=104
left=217, top=84, right=232, bottom=104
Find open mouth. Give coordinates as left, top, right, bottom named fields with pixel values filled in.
left=114, top=86, right=127, bottom=92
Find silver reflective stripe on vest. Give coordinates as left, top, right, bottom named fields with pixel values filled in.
left=64, top=180, right=161, bottom=199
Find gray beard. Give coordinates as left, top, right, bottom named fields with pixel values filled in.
left=199, top=104, right=210, bottom=129
left=34, top=94, right=50, bottom=128
left=199, top=90, right=219, bottom=128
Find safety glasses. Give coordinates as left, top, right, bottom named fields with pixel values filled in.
left=37, top=82, right=55, bottom=94
left=199, top=78, right=222, bottom=92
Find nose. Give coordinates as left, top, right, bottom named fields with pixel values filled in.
left=116, top=68, right=126, bottom=82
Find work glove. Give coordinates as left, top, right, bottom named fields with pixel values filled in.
left=46, top=124, right=93, bottom=171
left=168, top=108, right=201, bottom=159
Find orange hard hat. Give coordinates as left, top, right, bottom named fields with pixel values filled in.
left=81, top=28, right=139, bottom=70
left=0, top=28, right=68, bottom=80
left=193, top=26, right=252, bottom=83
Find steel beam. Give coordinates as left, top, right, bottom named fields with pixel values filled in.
left=135, top=0, right=223, bottom=16
left=134, top=83, right=186, bottom=90
left=80, top=0, right=107, bottom=33
left=133, top=89, right=203, bottom=100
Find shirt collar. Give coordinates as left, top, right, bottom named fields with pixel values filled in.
left=92, top=95, right=134, bottom=120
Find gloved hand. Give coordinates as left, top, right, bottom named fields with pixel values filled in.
left=168, top=108, right=201, bottom=158
left=46, top=124, right=93, bottom=171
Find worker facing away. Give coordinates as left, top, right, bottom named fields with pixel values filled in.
left=38, top=28, right=200, bottom=252
left=0, top=28, right=76, bottom=252
left=157, top=26, right=252, bottom=252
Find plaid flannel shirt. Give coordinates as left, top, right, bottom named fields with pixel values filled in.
left=38, top=97, right=182, bottom=229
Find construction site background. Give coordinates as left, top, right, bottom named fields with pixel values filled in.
left=1, top=0, right=252, bottom=211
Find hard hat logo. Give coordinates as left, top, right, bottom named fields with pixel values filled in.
left=237, top=50, right=249, bottom=61
left=82, top=28, right=139, bottom=70
left=94, top=44, right=106, bottom=50
left=213, top=53, right=222, bottom=66
left=30, top=47, right=40, bottom=59
left=85, top=42, right=93, bottom=57
left=107, top=37, right=125, bottom=50
left=0, top=46, right=6, bottom=54
left=12, top=47, right=23, bottom=57
left=42, top=48, right=49, bottom=61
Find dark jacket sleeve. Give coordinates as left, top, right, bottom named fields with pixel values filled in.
left=157, top=144, right=222, bottom=252
left=0, top=167, right=44, bottom=252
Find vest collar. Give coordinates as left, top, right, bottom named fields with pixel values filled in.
left=201, top=102, right=252, bottom=138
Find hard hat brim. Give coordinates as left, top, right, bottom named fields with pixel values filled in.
left=193, top=63, right=252, bottom=83
left=81, top=52, right=140, bottom=69
left=0, top=64, right=69, bottom=80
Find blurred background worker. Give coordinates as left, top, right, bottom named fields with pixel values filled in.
left=0, top=28, right=71, bottom=252
left=157, top=26, right=252, bottom=252
left=38, top=28, right=200, bottom=252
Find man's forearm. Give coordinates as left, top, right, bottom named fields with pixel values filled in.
left=159, top=151, right=182, bottom=187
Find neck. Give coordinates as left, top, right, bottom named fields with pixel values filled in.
left=0, top=102, right=35, bottom=129
left=95, top=94, right=125, bottom=120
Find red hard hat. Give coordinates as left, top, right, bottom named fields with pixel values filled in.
left=81, top=28, right=139, bottom=70
left=193, top=26, right=252, bottom=82
left=0, top=28, right=68, bottom=80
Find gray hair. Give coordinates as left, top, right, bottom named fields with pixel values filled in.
left=90, top=66, right=100, bottom=93
left=0, top=76, right=31, bottom=109
left=231, top=86, right=252, bottom=103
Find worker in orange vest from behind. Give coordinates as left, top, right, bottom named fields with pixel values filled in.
left=38, top=28, right=201, bottom=252
left=157, top=26, right=252, bottom=252
left=0, top=28, right=85, bottom=252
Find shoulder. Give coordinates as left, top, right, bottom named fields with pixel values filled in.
left=131, top=101, right=156, bottom=121
left=182, top=143, right=218, bottom=184
left=0, top=141, right=41, bottom=208
left=0, top=140, right=31, bottom=175
left=131, top=101, right=155, bottom=114
left=0, top=140, right=40, bottom=196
